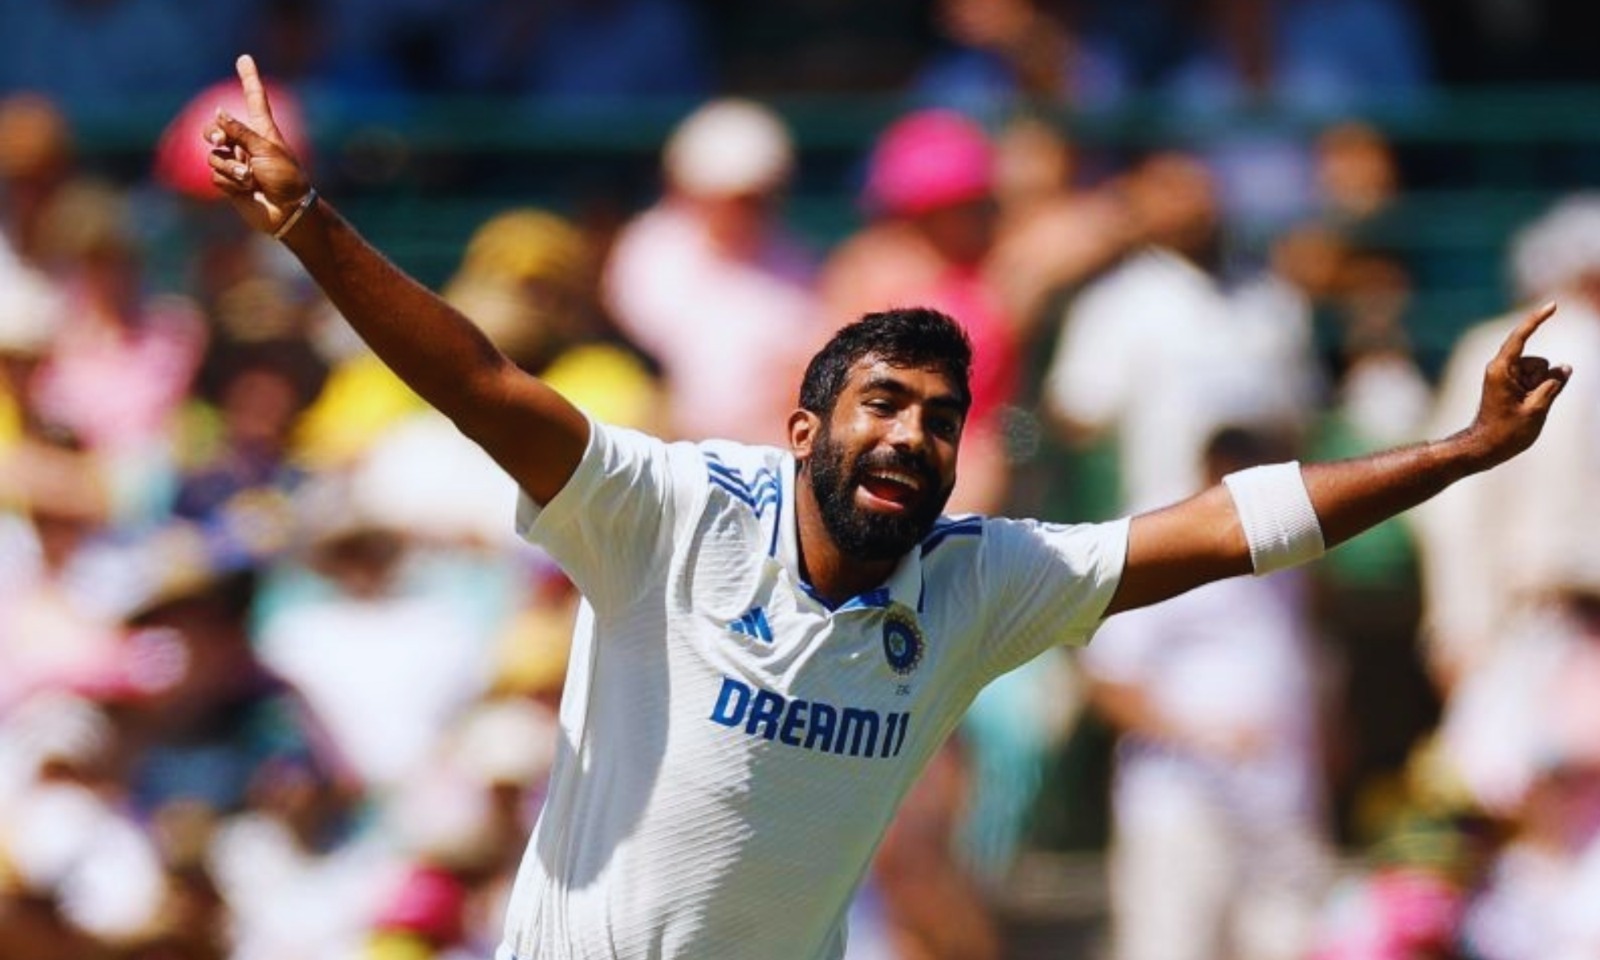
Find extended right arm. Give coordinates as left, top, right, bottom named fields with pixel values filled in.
left=1106, top=302, right=1569, bottom=615
left=206, top=55, right=587, bottom=505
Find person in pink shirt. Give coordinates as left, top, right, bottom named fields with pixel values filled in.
left=604, top=99, right=821, bottom=446
left=27, top=182, right=205, bottom=519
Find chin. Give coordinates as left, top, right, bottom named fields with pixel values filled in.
left=848, top=510, right=939, bottom=562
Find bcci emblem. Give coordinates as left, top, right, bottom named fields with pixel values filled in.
left=881, top=607, right=925, bottom=677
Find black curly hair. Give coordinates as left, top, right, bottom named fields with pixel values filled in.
left=798, top=307, right=973, bottom=417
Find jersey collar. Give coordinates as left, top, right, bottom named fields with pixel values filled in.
left=778, top=453, right=925, bottom=614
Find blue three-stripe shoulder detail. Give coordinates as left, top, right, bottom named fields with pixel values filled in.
left=920, top=516, right=983, bottom=557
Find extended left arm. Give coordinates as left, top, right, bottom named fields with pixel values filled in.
left=1106, top=302, right=1570, bottom=615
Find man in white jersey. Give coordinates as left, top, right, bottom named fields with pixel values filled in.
left=204, top=55, right=1572, bottom=960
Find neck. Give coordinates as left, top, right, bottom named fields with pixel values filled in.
left=794, top=478, right=898, bottom=607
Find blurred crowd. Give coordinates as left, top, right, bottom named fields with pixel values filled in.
left=8, top=0, right=1600, bottom=117
left=4, top=1, right=1600, bottom=959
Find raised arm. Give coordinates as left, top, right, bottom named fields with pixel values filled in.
left=1106, top=302, right=1571, bottom=615
left=205, top=55, right=587, bottom=506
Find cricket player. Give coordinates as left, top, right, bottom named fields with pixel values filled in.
left=205, top=54, right=1570, bottom=960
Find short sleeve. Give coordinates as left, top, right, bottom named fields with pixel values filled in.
left=976, top=516, right=1130, bottom=681
left=516, top=420, right=697, bottom=611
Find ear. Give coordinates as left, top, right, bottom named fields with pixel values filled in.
left=788, top=409, right=820, bottom=459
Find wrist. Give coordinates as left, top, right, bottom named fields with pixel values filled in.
left=1436, top=426, right=1502, bottom=479
left=273, top=187, right=318, bottom=242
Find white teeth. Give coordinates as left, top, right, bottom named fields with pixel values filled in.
left=869, top=470, right=921, bottom=490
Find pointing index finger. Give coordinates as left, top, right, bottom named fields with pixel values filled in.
left=235, top=54, right=281, bottom=142
left=1498, top=301, right=1558, bottom=363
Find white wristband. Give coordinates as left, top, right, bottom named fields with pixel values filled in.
left=1222, top=461, right=1325, bottom=575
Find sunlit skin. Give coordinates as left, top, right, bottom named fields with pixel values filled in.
left=789, top=357, right=965, bottom=605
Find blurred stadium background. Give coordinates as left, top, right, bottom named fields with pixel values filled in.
left=5, top=1, right=1600, bottom=958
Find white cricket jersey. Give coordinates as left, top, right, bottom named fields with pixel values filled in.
left=500, top=420, right=1128, bottom=960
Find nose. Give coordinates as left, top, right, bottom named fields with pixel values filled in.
left=887, top=408, right=926, bottom=452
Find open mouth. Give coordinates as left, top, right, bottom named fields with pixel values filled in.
left=857, top=469, right=924, bottom=511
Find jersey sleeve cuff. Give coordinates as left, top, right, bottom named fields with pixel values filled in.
left=515, top=414, right=604, bottom=544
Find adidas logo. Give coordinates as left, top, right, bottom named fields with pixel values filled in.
left=730, top=606, right=774, bottom=644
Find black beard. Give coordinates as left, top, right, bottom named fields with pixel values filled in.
left=805, top=424, right=951, bottom=563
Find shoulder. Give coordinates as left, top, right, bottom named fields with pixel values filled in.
left=918, top=514, right=988, bottom=561
left=560, top=419, right=713, bottom=504
left=919, top=515, right=1130, bottom=662
left=970, top=514, right=1126, bottom=552
left=697, top=437, right=786, bottom=477
left=919, top=514, right=1126, bottom=576
left=696, top=438, right=788, bottom=511
left=575, top=426, right=778, bottom=491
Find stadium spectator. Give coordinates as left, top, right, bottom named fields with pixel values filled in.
left=1085, top=427, right=1334, bottom=960
left=1439, top=556, right=1600, bottom=957
left=0, top=93, right=77, bottom=271
left=984, top=115, right=1133, bottom=332
left=444, top=208, right=661, bottom=423
left=170, top=336, right=326, bottom=558
left=1271, top=121, right=1439, bottom=836
left=0, top=431, right=121, bottom=714
left=1044, top=151, right=1322, bottom=514
left=206, top=746, right=389, bottom=960
left=1438, top=551, right=1600, bottom=819
left=105, top=526, right=347, bottom=820
left=256, top=470, right=500, bottom=795
left=1159, top=0, right=1432, bottom=234
left=1411, top=194, right=1600, bottom=689
left=1458, top=763, right=1600, bottom=958
left=28, top=180, right=206, bottom=521
left=605, top=97, right=821, bottom=445
left=0, top=691, right=169, bottom=949
left=0, top=275, right=130, bottom=714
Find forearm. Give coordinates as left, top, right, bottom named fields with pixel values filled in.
left=281, top=198, right=512, bottom=426
left=1111, top=431, right=1490, bottom=614
left=1303, top=430, right=1489, bottom=549
left=1306, top=302, right=1567, bottom=546
left=1111, top=302, right=1566, bottom=616
left=206, top=56, right=590, bottom=505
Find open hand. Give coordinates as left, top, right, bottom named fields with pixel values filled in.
left=1468, top=301, right=1572, bottom=467
left=203, top=54, right=311, bottom=236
